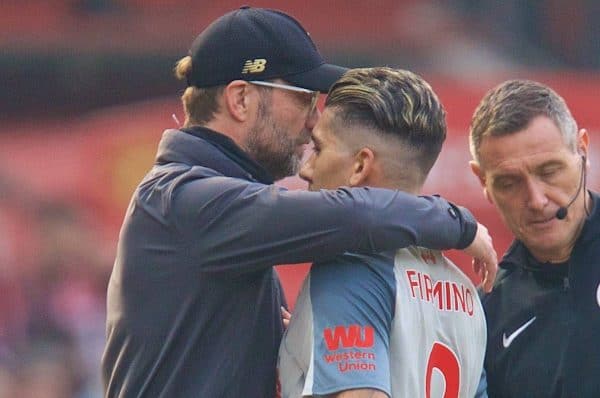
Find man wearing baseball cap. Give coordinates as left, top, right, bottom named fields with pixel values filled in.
left=101, top=7, right=497, bottom=397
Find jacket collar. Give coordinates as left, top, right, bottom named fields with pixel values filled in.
left=155, top=126, right=274, bottom=184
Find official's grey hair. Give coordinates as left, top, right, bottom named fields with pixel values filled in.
left=470, top=79, right=578, bottom=163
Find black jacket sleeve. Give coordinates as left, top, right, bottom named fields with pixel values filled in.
left=170, top=176, right=477, bottom=273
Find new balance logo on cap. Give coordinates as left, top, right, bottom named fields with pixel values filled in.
left=186, top=7, right=347, bottom=91
left=242, top=59, right=267, bottom=74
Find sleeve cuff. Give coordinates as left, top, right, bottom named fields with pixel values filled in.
left=454, top=204, right=477, bottom=249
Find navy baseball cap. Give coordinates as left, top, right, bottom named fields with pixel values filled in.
left=187, top=6, right=348, bottom=93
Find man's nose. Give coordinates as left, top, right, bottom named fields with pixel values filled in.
left=299, top=154, right=315, bottom=182
left=525, top=179, right=549, bottom=211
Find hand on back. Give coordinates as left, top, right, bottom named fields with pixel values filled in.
left=464, top=223, right=498, bottom=293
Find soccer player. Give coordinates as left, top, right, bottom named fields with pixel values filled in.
left=279, top=67, right=488, bottom=397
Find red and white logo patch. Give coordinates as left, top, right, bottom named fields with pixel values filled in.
left=323, top=325, right=374, bottom=350
left=321, top=324, right=377, bottom=373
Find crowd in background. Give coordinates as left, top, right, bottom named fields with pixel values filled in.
left=0, top=176, right=109, bottom=397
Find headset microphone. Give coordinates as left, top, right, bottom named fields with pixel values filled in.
left=555, top=155, right=586, bottom=220
left=555, top=206, right=568, bottom=220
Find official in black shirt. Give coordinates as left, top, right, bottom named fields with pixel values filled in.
left=469, top=79, right=600, bottom=397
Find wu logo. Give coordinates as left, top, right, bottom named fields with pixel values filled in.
left=323, top=325, right=374, bottom=350
left=242, top=59, right=267, bottom=74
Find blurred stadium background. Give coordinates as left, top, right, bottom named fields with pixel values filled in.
left=1, top=1, right=599, bottom=396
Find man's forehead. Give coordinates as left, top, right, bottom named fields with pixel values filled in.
left=482, top=151, right=572, bottom=177
left=311, top=110, right=334, bottom=142
left=479, top=122, right=572, bottom=166
left=313, top=107, right=348, bottom=141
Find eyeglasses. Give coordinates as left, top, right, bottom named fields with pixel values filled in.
left=249, top=80, right=319, bottom=115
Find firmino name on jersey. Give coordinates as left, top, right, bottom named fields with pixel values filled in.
left=405, top=269, right=475, bottom=316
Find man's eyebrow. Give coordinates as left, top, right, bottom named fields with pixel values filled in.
left=491, top=159, right=565, bottom=180
left=535, top=159, right=564, bottom=170
left=492, top=173, right=519, bottom=183
left=489, top=169, right=520, bottom=183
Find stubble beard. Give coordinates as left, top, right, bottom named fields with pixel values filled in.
left=245, top=96, right=302, bottom=181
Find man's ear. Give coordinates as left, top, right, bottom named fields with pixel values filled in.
left=348, top=147, right=375, bottom=187
left=577, top=128, right=589, bottom=160
left=470, top=160, right=492, bottom=203
left=469, top=160, right=485, bottom=186
left=223, top=80, right=252, bottom=122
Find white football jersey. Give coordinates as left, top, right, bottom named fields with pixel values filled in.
left=278, top=247, right=486, bottom=398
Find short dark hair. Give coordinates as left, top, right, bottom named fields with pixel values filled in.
left=325, top=67, right=447, bottom=180
left=470, top=79, right=578, bottom=163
